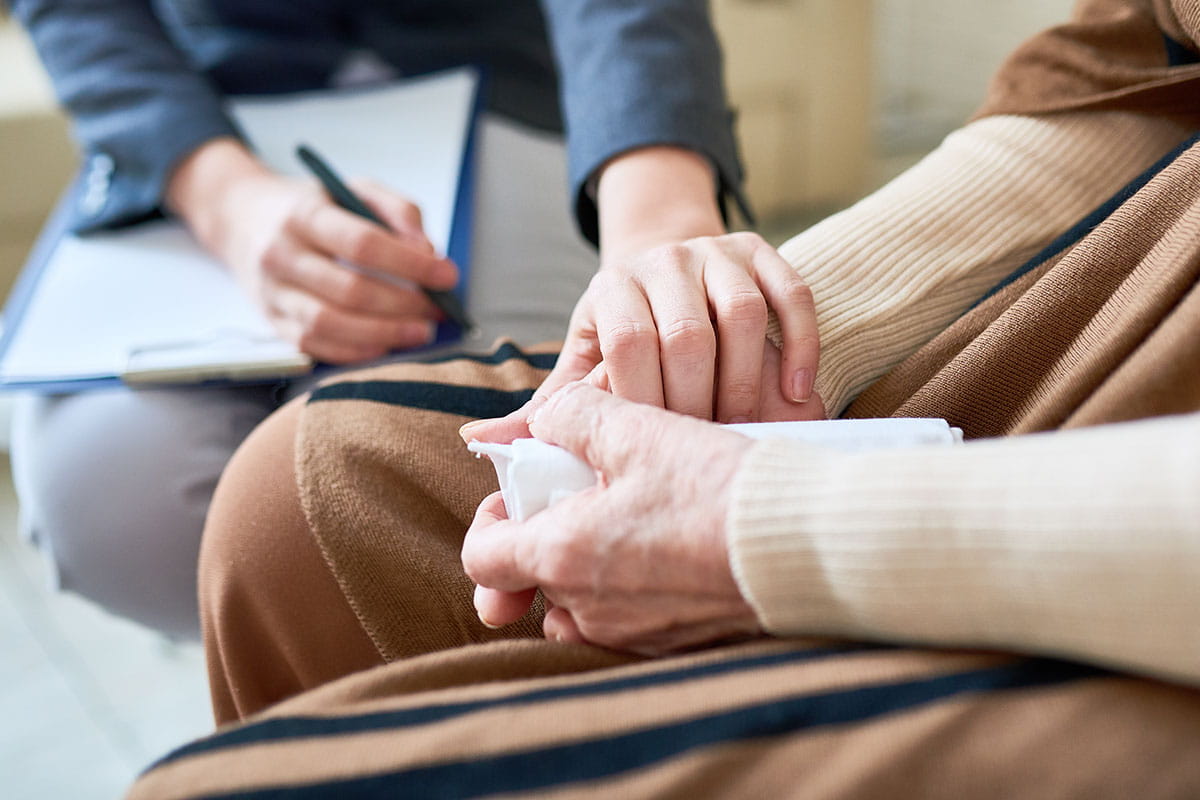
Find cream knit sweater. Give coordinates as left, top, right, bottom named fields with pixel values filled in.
left=731, top=112, right=1200, bottom=687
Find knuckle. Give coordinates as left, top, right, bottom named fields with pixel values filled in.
left=344, top=229, right=378, bottom=264
left=664, top=244, right=698, bottom=271
left=585, top=270, right=613, bottom=293
left=729, top=230, right=767, bottom=249
left=259, top=242, right=290, bottom=277
left=334, top=274, right=373, bottom=309
left=306, top=307, right=337, bottom=338
left=646, top=243, right=692, bottom=273
left=716, top=289, right=768, bottom=327
left=296, top=329, right=321, bottom=355
left=781, top=280, right=815, bottom=310
left=555, top=380, right=595, bottom=407
left=659, top=317, right=715, bottom=356
left=290, top=193, right=325, bottom=232
left=603, top=320, right=657, bottom=358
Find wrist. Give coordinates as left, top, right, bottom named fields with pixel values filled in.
left=596, top=146, right=725, bottom=264
left=165, top=137, right=271, bottom=246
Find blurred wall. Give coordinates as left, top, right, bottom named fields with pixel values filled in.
left=0, top=17, right=76, bottom=300
left=875, top=0, right=1076, bottom=153
left=714, top=0, right=873, bottom=219
left=0, top=1, right=1080, bottom=284
left=717, top=0, right=1076, bottom=221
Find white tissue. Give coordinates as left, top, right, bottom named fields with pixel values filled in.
left=725, top=417, right=964, bottom=451
left=467, top=438, right=597, bottom=522
left=467, top=417, right=963, bottom=522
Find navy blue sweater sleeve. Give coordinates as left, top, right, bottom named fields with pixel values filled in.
left=539, top=0, right=751, bottom=245
left=12, top=0, right=241, bottom=232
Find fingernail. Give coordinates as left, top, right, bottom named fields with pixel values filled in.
left=459, top=419, right=485, bottom=441
left=478, top=614, right=502, bottom=630
left=525, top=396, right=548, bottom=427
left=791, top=368, right=813, bottom=403
left=403, top=322, right=436, bottom=345
left=729, top=416, right=752, bottom=425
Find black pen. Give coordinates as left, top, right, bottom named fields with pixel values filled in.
left=296, top=144, right=476, bottom=334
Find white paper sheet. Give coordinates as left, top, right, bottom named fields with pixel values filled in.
left=0, top=68, right=477, bottom=386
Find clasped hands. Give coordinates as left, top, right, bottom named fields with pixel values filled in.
left=171, top=139, right=826, bottom=654
left=461, top=234, right=825, bottom=657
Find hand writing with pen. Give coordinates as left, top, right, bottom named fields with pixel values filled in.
left=167, top=137, right=457, bottom=364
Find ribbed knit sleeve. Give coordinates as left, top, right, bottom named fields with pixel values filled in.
left=727, top=412, right=1200, bottom=687
left=770, top=112, right=1191, bottom=416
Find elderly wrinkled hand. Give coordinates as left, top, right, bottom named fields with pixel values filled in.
left=460, top=383, right=763, bottom=655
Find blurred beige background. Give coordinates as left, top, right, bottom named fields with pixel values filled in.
left=0, top=2, right=1073, bottom=797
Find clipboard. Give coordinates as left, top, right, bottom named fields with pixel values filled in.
left=0, top=67, right=482, bottom=392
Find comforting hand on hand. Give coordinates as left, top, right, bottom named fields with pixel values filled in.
left=545, top=231, right=823, bottom=423
left=523, top=145, right=822, bottom=425
left=168, top=138, right=458, bottom=364
left=461, top=383, right=763, bottom=656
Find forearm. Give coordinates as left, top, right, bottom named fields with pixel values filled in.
left=777, top=112, right=1191, bottom=416
left=727, top=411, right=1200, bottom=686
left=539, top=0, right=745, bottom=244
left=595, top=146, right=725, bottom=263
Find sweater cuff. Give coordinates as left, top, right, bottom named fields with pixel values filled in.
left=726, top=438, right=849, bottom=635
left=726, top=415, right=1200, bottom=685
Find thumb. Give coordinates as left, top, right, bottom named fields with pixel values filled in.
left=460, top=362, right=612, bottom=446
left=529, top=383, right=682, bottom=476
left=458, top=409, right=531, bottom=446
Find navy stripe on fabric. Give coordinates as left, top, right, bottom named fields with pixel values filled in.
left=1164, top=34, right=1200, bottom=66
left=970, top=132, right=1200, bottom=311
left=196, top=658, right=1107, bottom=800
left=306, top=343, right=558, bottom=416
left=151, top=644, right=884, bottom=770
left=415, top=342, right=558, bottom=369
left=309, top=381, right=536, bottom=419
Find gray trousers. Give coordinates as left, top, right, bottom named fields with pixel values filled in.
left=10, top=115, right=597, bottom=638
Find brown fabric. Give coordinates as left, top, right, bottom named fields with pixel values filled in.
left=199, top=397, right=385, bottom=724
left=132, top=638, right=1200, bottom=799
left=975, top=0, right=1200, bottom=125
left=172, top=5, right=1200, bottom=787
left=200, top=345, right=565, bottom=725
left=295, top=345, right=558, bottom=662
left=847, top=138, right=1200, bottom=435
left=180, top=319, right=1200, bottom=798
